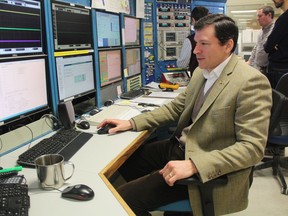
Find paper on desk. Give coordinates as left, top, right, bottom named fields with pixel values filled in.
left=143, top=81, right=160, bottom=89
left=146, top=91, right=180, bottom=99
left=131, top=97, right=169, bottom=106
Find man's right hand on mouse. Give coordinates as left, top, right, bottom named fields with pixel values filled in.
left=97, top=119, right=132, bottom=134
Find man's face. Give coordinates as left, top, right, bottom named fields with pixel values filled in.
left=194, top=25, right=233, bottom=72
left=257, top=9, right=272, bottom=27
left=273, top=0, right=284, bottom=8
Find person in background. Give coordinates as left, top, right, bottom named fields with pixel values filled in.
left=265, top=0, right=288, bottom=88
left=98, top=14, right=272, bottom=216
left=247, top=6, right=274, bottom=74
left=176, top=6, right=209, bottom=75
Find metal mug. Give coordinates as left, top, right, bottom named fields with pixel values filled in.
left=35, top=154, right=75, bottom=190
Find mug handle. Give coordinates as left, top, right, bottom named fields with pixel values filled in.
left=64, top=161, right=75, bottom=181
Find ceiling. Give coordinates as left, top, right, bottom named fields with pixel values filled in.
left=226, top=0, right=281, bottom=29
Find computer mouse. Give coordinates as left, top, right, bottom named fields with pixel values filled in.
left=61, top=184, right=94, bottom=201
left=77, top=121, right=90, bottom=130
left=97, top=124, right=116, bottom=135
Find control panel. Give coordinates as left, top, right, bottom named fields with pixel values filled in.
left=157, top=2, right=191, bottom=61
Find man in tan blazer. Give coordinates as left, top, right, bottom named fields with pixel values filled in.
left=98, top=14, right=272, bottom=216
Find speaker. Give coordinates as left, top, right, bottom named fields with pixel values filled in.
left=58, top=101, right=75, bottom=129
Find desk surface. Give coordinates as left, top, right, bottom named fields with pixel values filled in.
left=1, top=126, right=152, bottom=216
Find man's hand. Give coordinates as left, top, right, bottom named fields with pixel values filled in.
left=159, top=160, right=198, bottom=186
left=97, top=119, right=133, bottom=134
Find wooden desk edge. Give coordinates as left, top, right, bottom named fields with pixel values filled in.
left=99, top=130, right=153, bottom=216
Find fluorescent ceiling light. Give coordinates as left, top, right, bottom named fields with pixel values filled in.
left=231, top=10, right=257, bottom=13
left=238, top=18, right=252, bottom=21
left=232, top=14, right=255, bottom=17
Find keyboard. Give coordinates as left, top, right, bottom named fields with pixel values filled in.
left=17, top=129, right=93, bottom=168
left=0, top=184, right=30, bottom=216
left=120, top=89, right=146, bottom=100
left=85, top=105, right=141, bottom=126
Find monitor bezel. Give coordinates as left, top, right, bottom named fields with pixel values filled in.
left=54, top=54, right=96, bottom=102
left=124, top=15, right=141, bottom=47
left=0, top=0, right=46, bottom=57
left=98, top=48, right=123, bottom=88
left=96, top=10, right=122, bottom=48
left=51, top=0, right=93, bottom=51
left=0, top=55, right=51, bottom=126
left=125, top=47, right=142, bottom=78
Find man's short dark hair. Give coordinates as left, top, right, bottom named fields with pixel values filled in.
left=191, top=6, right=209, bottom=21
left=260, top=5, right=275, bottom=19
left=194, top=14, right=238, bottom=53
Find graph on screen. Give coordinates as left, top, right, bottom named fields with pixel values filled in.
left=0, top=0, right=43, bottom=56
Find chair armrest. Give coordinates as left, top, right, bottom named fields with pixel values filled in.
left=176, top=175, right=228, bottom=216
left=176, top=175, right=228, bottom=186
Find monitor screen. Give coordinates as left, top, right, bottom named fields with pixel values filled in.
left=126, top=48, right=141, bottom=77
left=124, top=16, right=140, bottom=46
left=55, top=54, right=95, bottom=101
left=98, top=49, right=122, bottom=87
left=52, top=1, right=92, bottom=51
left=0, top=0, right=43, bottom=56
left=0, top=58, right=48, bottom=124
left=96, top=11, right=121, bottom=47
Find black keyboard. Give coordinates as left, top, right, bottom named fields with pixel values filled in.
left=120, top=89, right=146, bottom=100
left=0, top=184, right=30, bottom=216
left=17, top=129, right=93, bottom=168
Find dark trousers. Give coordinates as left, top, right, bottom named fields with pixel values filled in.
left=117, top=139, right=190, bottom=216
left=267, top=65, right=288, bottom=88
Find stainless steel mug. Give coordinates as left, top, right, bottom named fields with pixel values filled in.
left=35, top=154, right=75, bottom=190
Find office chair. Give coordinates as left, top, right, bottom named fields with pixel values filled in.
left=156, top=89, right=283, bottom=215
left=275, top=73, right=288, bottom=97
left=255, top=89, right=288, bottom=195
left=156, top=175, right=228, bottom=216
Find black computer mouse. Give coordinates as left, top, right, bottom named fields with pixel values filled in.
left=61, top=184, right=94, bottom=201
left=97, top=124, right=116, bottom=135
left=77, top=121, right=90, bottom=130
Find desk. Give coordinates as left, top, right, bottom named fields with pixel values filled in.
left=1, top=126, right=152, bottom=215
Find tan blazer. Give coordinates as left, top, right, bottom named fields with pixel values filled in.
left=132, top=54, right=272, bottom=215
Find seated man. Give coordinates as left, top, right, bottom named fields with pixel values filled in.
left=98, top=14, right=272, bottom=216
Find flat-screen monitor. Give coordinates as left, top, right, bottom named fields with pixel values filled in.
left=127, top=74, right=142, bottom=91
left=98, top=49, right=122, bottom=87
left=124, top=16, right=140, bottom=46
left=96, top=11, right=121, bottom=47
left=52, top=1, right=92, bottom=51
left=126, top=48, right=141, bottom=77
left=55, top=54, right=95, bottom=101
left=0, top=58, right=49, bottom=124
left=0, top=0, right=44, bottom=56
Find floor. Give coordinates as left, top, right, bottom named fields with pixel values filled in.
left=151, top=157, right=288, bottom=216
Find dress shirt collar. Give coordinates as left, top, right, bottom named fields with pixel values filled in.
left=202, top=54, right=232, bottom=80
left=202, top=55, right=232, bottom=94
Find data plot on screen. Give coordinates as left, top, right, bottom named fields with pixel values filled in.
left=96, top=11, right=121, bottom=47
left=99, top=50, right=122, bottom=87
left=0, top=0, right=43, bottom=56
left=0, top=58, right=48, bottom=123
left=55, top=55, right=95, bottom=101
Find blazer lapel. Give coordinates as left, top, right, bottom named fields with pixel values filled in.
left=192, top=55, right=239, bottom=123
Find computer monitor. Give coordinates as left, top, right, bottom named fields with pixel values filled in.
left=126, top=48, right=141, bottom=77
left=124, top=16, right=140, bottom=46
left=127, top=74, right=142, bottom=91
left=96, top=11, right=121, bottom=47
left=0, top=0, right=44, bottom=56
left=55, top=54, right=95, bottom=101
left=0, top=58, right=49, bottom=124
left=98, top=49, right=122, bottom=87
left=52, top=1, right=92, bottom=51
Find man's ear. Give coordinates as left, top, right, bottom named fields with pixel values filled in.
left=225, top=39, right=234, bottom=54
